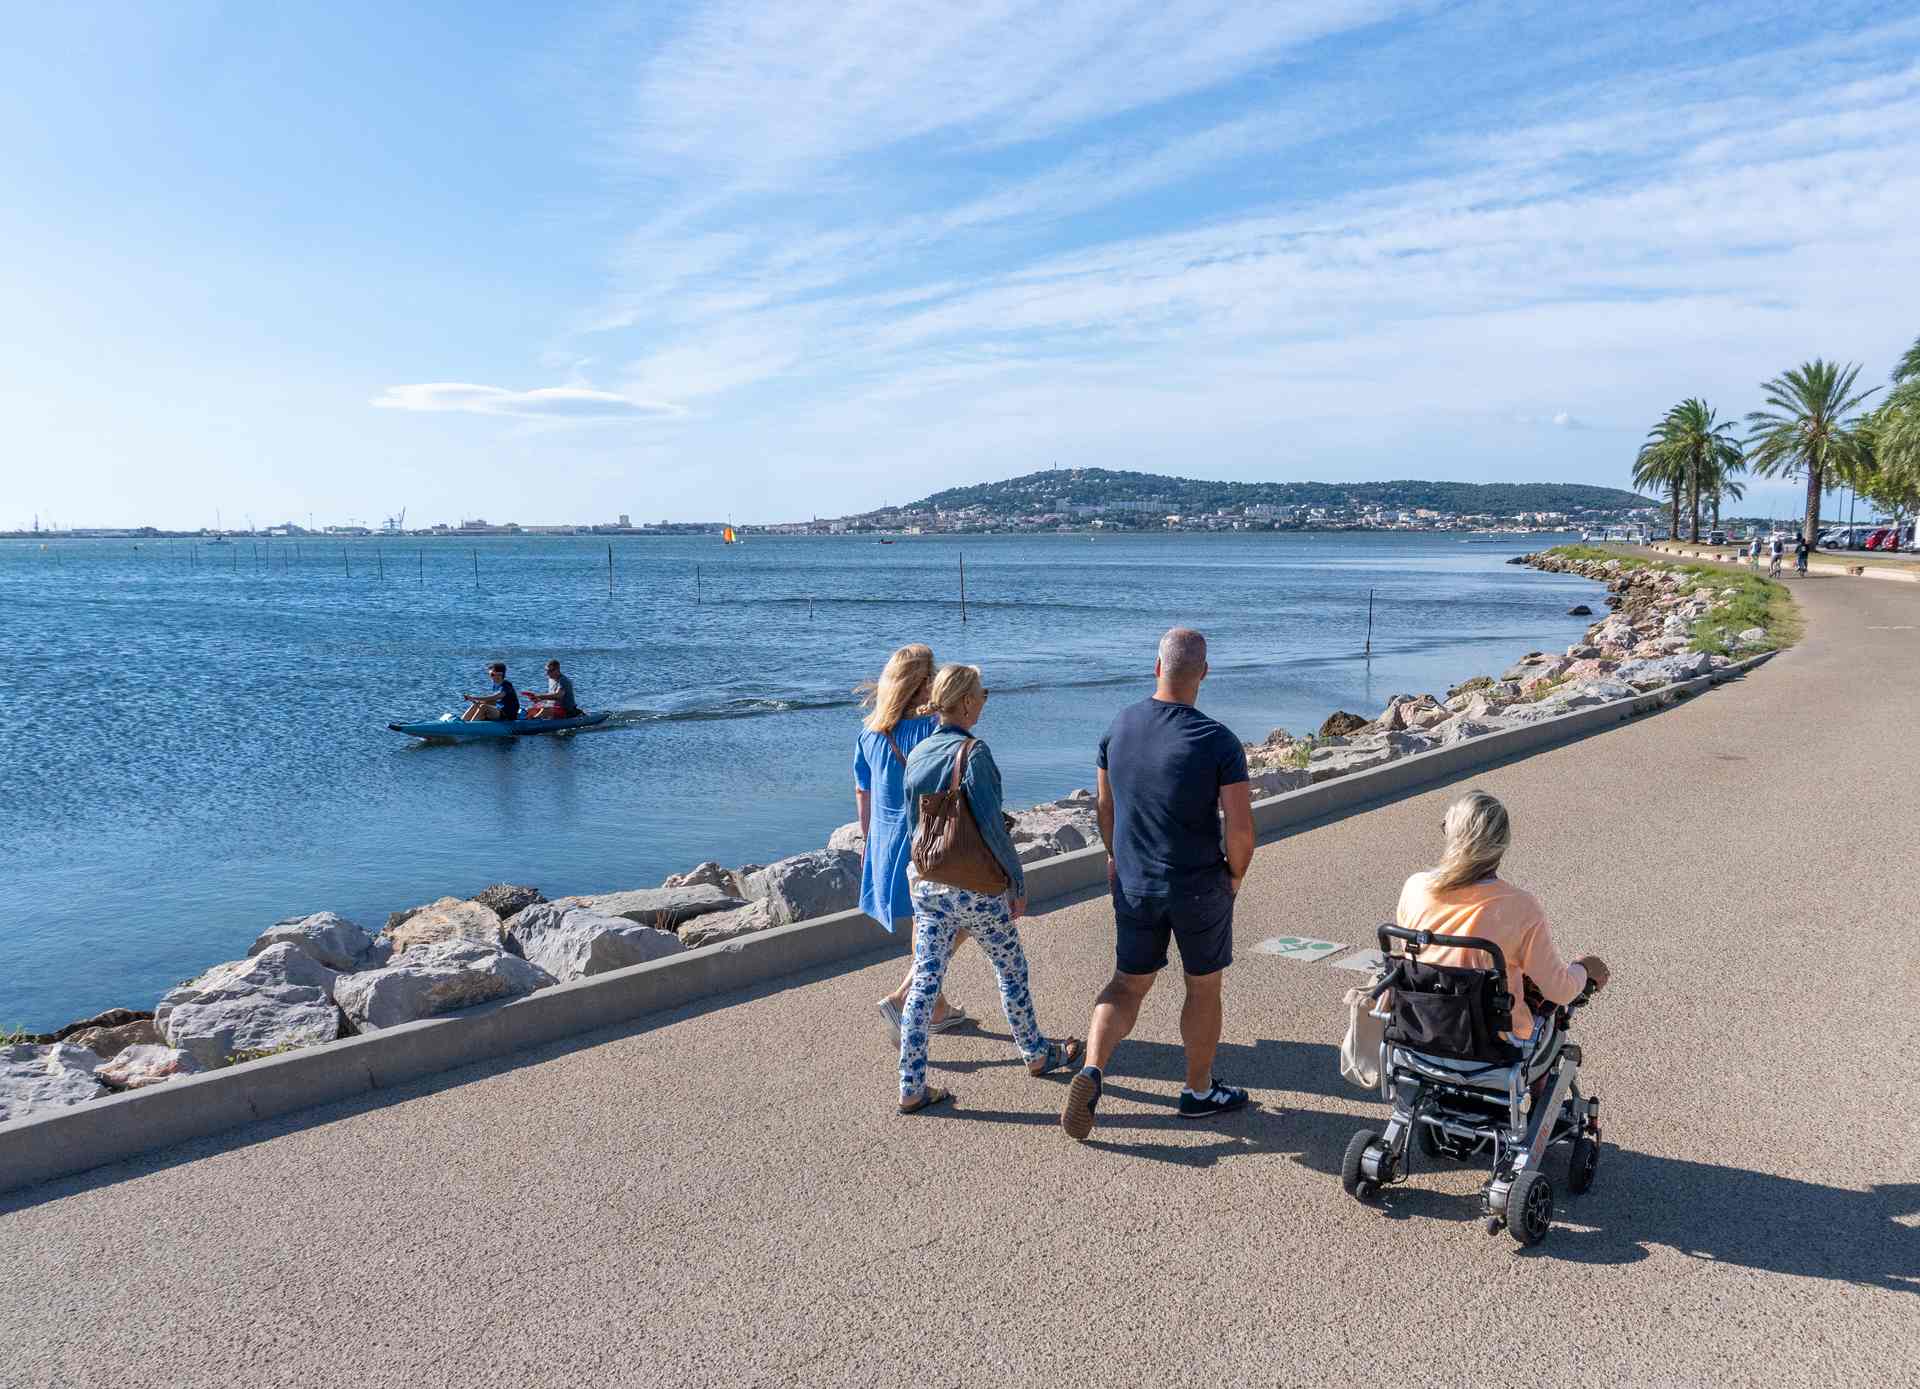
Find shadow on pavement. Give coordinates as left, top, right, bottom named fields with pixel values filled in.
left=1306, top=1133, right=1920, bottom=1293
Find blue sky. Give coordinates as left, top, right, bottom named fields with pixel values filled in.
left=4, top=1, right=1917, bottom=528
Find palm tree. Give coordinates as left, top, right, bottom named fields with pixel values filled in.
left=1632, top=427, right=1686, bottom=540
left=1639, top=399, right=1742, bottom=541
left=1875, top=334, right=1920, bottom=488
left=1707, top=464, right=1746, bottom=529
left=1744, top=360, right=1878, bottom=548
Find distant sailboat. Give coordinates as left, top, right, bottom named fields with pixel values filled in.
left=721, top=525, right=738, bottom=545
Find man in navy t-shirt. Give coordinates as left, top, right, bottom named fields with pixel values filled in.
left=1061, top=628, right=1255, bottom=1140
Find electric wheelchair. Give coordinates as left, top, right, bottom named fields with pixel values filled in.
left=1342, top=924, right=1601, bottom=1246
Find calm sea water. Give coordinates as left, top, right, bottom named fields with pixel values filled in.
left=0, top=530, right=1599, bottom=1029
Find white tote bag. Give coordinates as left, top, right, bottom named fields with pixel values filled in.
left=1339, top=981, right=1386, bottom=1088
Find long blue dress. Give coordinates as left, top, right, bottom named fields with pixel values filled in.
left=854, top=713, right=940, bottom=928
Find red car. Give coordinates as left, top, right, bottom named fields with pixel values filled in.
left=1864, top=528, right=1894, bottom=550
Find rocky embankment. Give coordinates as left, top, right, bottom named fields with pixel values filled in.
left=1239, top=550, right=1773, bottom=791
left=3, top=551, right=1773, bottom=1125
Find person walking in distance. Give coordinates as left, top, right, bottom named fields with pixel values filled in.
left=1061, top=628, right=1256, bottom=1140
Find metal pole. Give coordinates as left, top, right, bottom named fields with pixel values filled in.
left=419, top=549, right=424, bottom=589
left=959, top=553, right=967, bottom=623
left=696, top=564, right=701, bottom=605
left=607, top=544, right=613, bottom=597
left=377, top=547, right=384, bottom=581
left=343, top=548, right=350, bottom=578
left=473, top=548, right=479, bottom=591
left=1365, top=588, right=1374, bottom=658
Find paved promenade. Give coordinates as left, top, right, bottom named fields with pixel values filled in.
left=4, top=563, right=1915, bottom=1386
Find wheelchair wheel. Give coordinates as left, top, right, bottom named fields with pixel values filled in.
left=1342, top=1129, right=1381, bottom=1201
left=1567, top=1135, right=1599, bottom=1194
left=1507, top=1169, right=1555, bottom=1246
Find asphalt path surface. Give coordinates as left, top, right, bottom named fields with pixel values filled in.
left=3, top=559, right=1915, bottom=1387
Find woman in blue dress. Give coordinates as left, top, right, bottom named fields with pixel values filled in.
left=855, top=644, right=968, bottom=1036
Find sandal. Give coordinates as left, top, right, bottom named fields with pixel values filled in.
left=929, top=1004, right=972, bottom=1034
left=1027, top=1037, right=1083, bottom=1077
left=898, top=1086, right=953, bottom=1115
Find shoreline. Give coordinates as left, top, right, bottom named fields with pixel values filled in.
left=2, top=547, right=1786, bottom=1121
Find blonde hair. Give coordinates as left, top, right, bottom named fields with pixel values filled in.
left=859, top=644, right=935, bottom=733
left=1429, top=790, right=1510, bottom=892
left=927, top=663, right=985, bottom=722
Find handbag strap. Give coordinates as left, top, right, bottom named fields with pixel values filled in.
left=882, top=730, right=908, bottom=766
left=947, top=736, right=975, bottom=795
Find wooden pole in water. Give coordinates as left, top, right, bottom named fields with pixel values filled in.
left=1365, top=587, right=1374, bottom=658
left=343, top=547, right=350, bottom=578
left=959, top=552, right=967, bottom=623
left=231, top=546, right=238, bottom=573
left=377, top=546, right=384, bottom=581
left=472, top=548, right=479, bottom=591
left=418, top=548, right=424, bottom=588
left=695, top=563, right=702, bottom=605
left=607, top=544, right=613, bottom=597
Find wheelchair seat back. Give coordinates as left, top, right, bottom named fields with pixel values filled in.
left=1384, top=958, right=1521, bottom=1065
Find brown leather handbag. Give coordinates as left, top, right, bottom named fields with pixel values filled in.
left=911, top=738, right=1010, bottom=894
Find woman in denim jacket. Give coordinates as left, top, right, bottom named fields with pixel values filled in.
left=894, top=663, right=1080, bottom=1113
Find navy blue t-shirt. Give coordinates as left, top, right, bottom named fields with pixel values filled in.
left=1097, top=697, right=1249, bottom=896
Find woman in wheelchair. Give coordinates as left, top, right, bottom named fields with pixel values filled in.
left=1395, top=790, right=1609, bottom=1040
left=1343, top=790, right=1612, bottom=1245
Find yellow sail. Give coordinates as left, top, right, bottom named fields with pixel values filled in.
left=722, top=526, right=736, bottom=544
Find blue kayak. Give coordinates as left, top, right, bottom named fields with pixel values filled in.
left=387, top=712, right=609, bottom=743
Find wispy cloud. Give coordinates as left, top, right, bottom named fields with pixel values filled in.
left=371, top=382, right=681, bottom=419
left=398, top=3, right=1920, bottom=514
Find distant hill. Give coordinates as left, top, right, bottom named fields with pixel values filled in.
left=905, top=468, right=1654, bottom=516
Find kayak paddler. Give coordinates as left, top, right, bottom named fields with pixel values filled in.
left=461, top=661, right=520, bottom=722
left=525, top=659, right=581, bottom=720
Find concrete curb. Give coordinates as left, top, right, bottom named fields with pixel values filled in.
left=0, top=650, right=1773, bottom=1196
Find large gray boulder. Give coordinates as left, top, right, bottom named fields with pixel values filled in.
left=539, top=884, right=747, bottom=931
left=1438, top=716, right=1509, bottom=746
left=741, top=849, right=862, bottom=926
left=0, top=1044, right=105, bottom=1121
left=97, top=1043, right=201, bottom=1090
left=680, top=898, right=779, bottom=948
left=1248, top=766, right=1311, bottom=798
left=158, top=943, right=344, bottom=1068
left=381, top=896, right=505, bottom=953
left=250, top=912, right=385, bottom=972
left=334, top=939, right=556, bottom=1031
left=156, top=943, right=340, bottom=1028
left=1307, top=731, right=1432, bottom=784
left=1009, top=803, right=1101, bottom=863
left=508, top=904, right=684, bottom=981
left=1613, top=652, right=1712, bottom=690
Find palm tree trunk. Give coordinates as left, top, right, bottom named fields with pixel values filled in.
left=1669, top=483, right=1680, bottom=541
left=1688, top=454, right=1701, bottom=541
left=1804, top=463, right=1822, bottom=548
left=1711, top=489, right=1721, bottom=528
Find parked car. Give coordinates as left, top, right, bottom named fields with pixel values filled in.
left=1819, top=527, right=1850, bottom=547
left=1865, top=527, right=1895, bottom=550
left=1708, top=529, right=1728, bottom=545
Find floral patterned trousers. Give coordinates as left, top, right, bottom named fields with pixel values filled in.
left=899, top=879, right=1045, bottom=1100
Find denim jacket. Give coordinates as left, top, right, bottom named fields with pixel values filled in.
left=902, top=725, right=1026, bottom=896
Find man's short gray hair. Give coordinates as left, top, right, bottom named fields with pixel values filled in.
left=1158, top=627, right=1208, bottom=679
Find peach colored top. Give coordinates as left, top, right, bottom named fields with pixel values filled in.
left=1394, top=871, right=1588, bottom=1040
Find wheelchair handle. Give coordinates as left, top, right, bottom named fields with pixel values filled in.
left=1375, top=923, right=1510, bottom=979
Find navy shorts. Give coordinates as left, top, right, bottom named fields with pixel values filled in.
left=1113, top=874, right=1235, bottom=977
